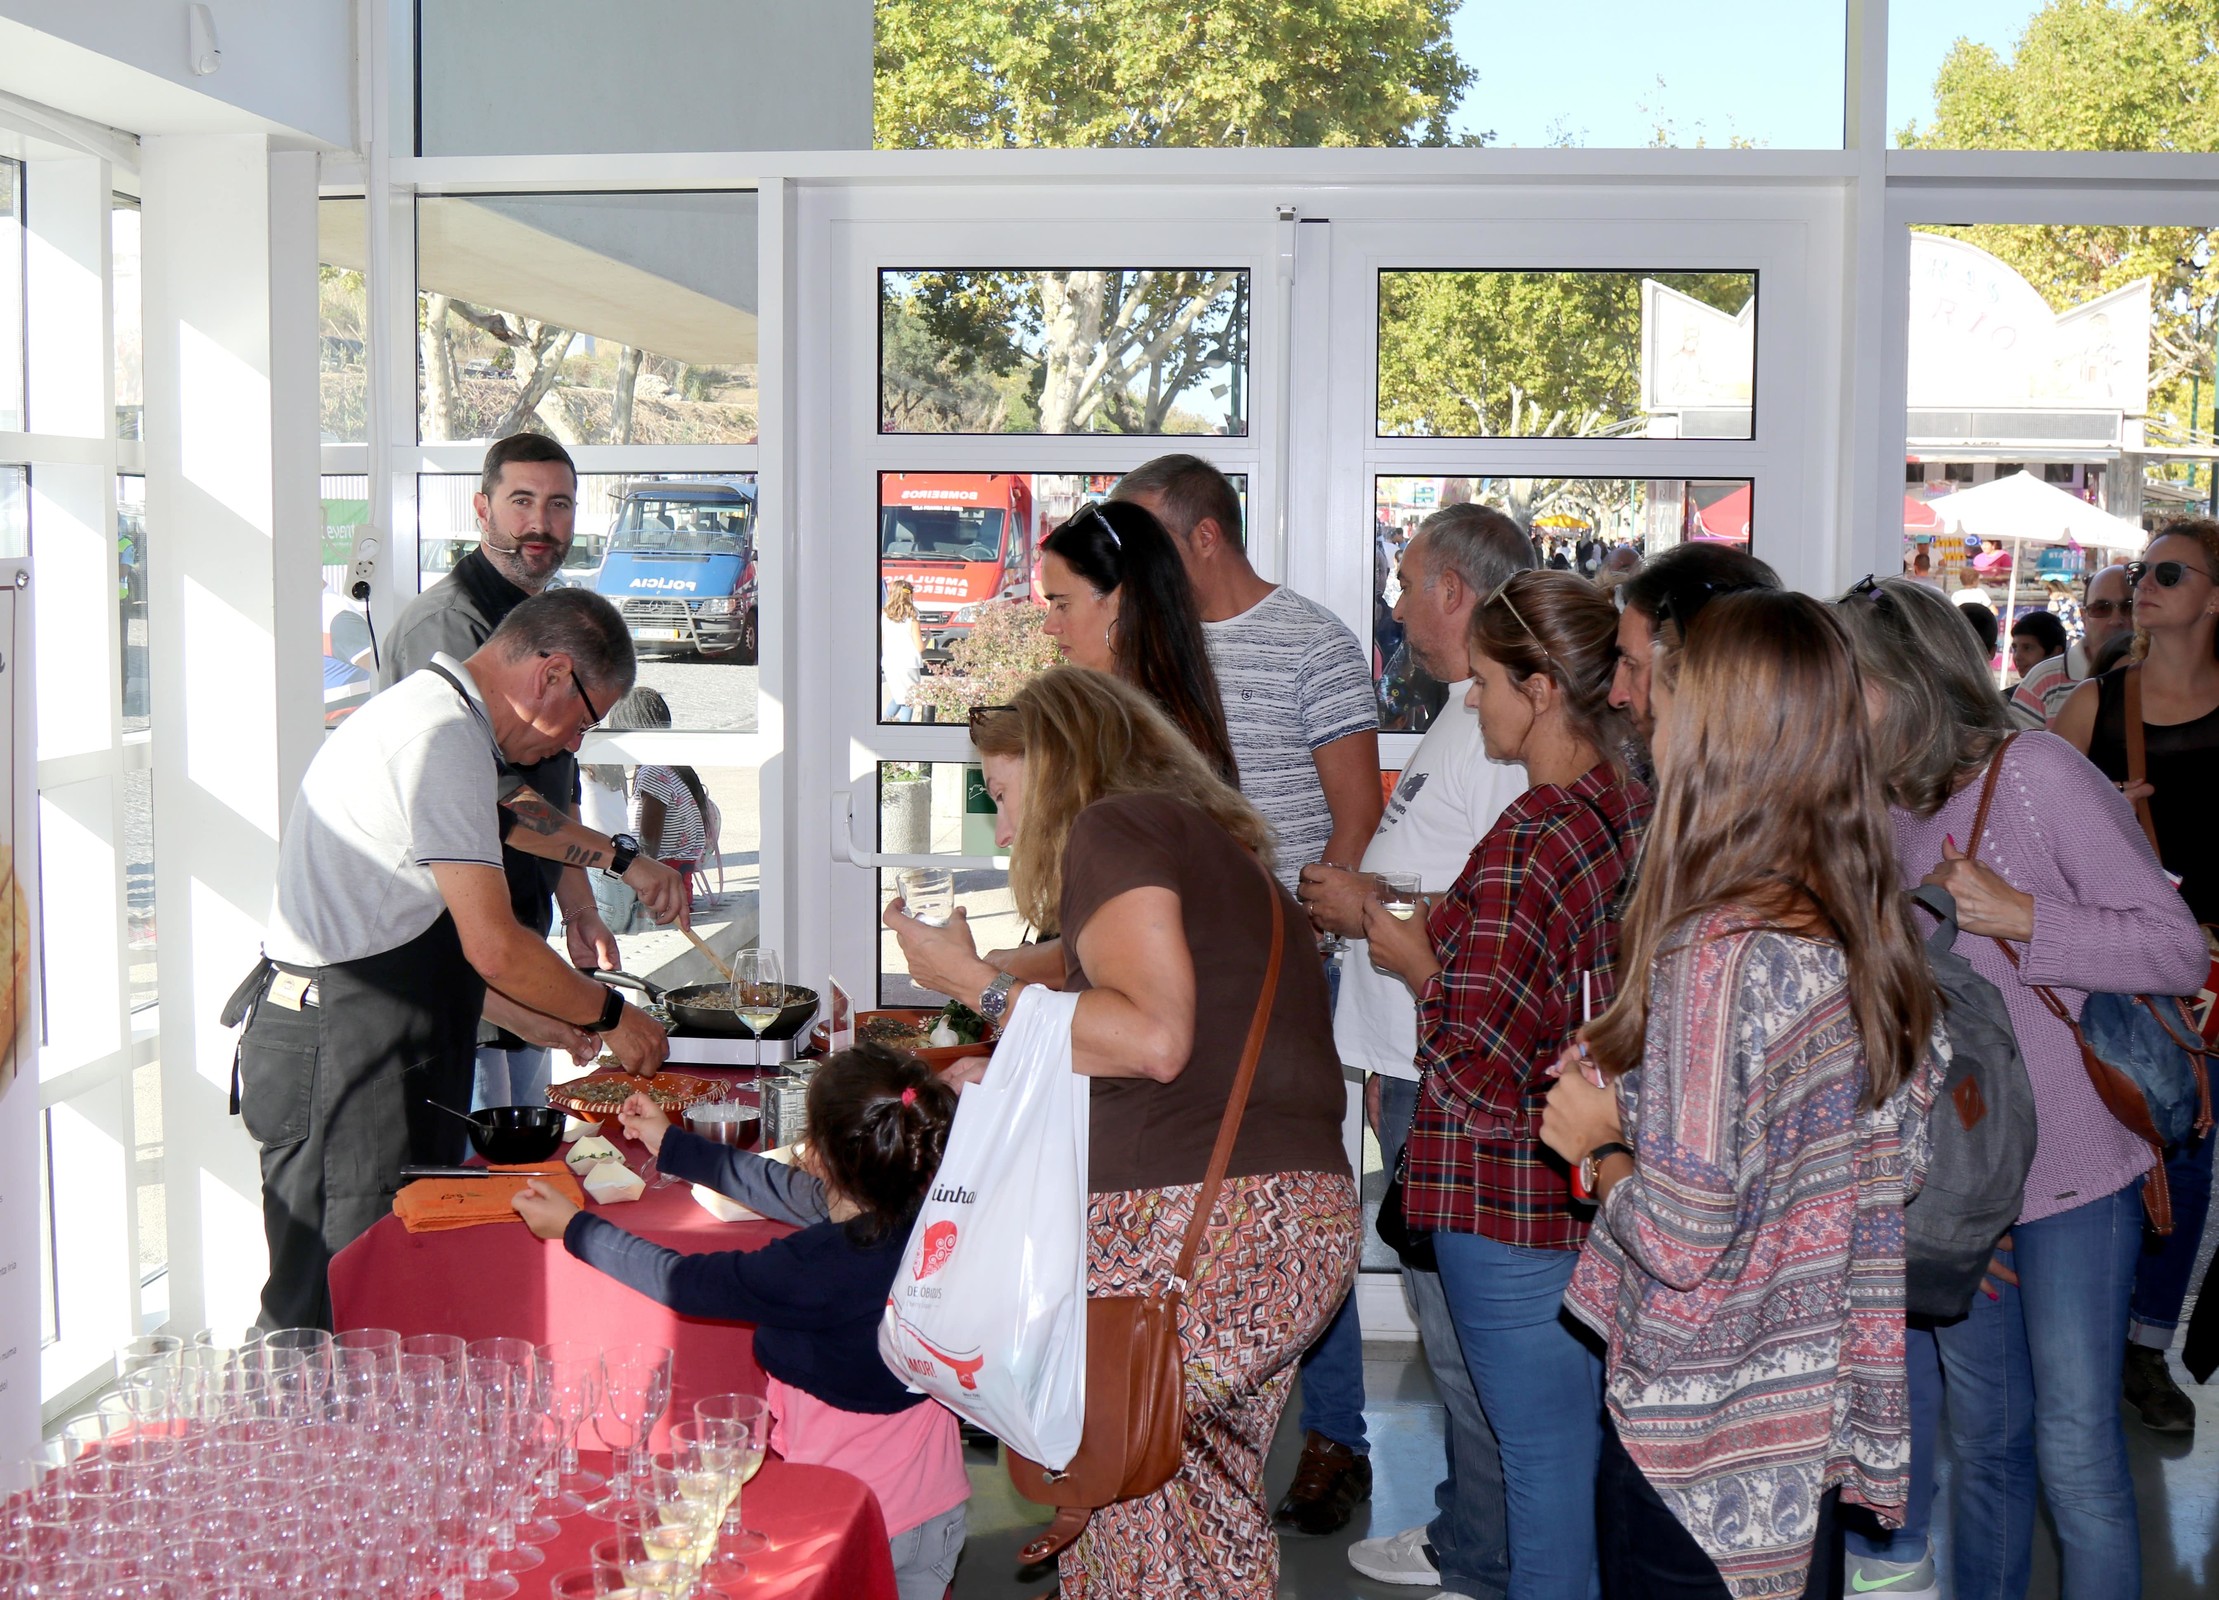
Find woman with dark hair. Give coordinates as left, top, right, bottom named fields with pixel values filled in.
left=1542, top=591, right=1940, bottom=1599
left=1360, top=570, right=1649, bottom=1600
left=1837, top=575, right=2206, bottom=1600
left=1038, top=498, right=1240, bottom=784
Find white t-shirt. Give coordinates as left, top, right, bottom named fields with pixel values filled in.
left=1332, top=687, right=1527, bottom=1081
left=1203, top=586, right=1378, bottom=890
left=267, top=654, right=504, bottom=966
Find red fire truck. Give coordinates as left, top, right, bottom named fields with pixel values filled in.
left=879, top=473, right=1038, bottom=651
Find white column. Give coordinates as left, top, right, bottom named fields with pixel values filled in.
left=140, top=135, right=323, bottom=1332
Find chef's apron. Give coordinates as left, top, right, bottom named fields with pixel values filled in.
left=236, top=911, right=485, bottom=1331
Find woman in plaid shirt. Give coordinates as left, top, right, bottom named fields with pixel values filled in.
left=1364, top=570, right=1649, bottom=1600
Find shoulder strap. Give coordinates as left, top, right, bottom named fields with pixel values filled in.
left=2123, top=665, right=2162, bottom=855
left=1168, top=861, right=1286, bottom=1294
left=1964, top=731, right=2018, bottom=860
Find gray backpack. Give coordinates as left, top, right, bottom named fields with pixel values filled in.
left=1903, top=883, right=2037, bottom=1321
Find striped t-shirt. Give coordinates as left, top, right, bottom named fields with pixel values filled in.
left=1203, top=586, right=1378, bottom=889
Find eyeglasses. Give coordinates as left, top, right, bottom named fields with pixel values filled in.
left=967, top=703, right=1016, bottom=731
left=2082, top=597, right=2135, bottom=620
left=2126, top=558, right=2217, bottom=589
left=1486, top=581, right=1551, bottom=662
left=540, top=651, right=603, bottom=728
left=1843, top=573, right=1898, bottom=614
left=1078, top=501, right=1122, bottom=550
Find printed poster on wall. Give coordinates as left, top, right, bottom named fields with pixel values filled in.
left=0, top=569, right=38, bottom=1460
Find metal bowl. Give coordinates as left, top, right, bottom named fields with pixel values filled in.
left=466, top=1104, right=567, bottom=1164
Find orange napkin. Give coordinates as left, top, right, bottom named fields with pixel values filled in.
left=391, top=1161, right=586, bottom=1233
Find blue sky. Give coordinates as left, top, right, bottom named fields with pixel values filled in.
left=1446, top=2, right=2044, bottom=148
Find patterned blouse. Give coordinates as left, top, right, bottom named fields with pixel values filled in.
left=1565, top=911, right=1939, bottom=1599
left=1403, top=765, right=1649, bottom=1248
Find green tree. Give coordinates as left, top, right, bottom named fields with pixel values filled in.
left=875, top=0, right=1474, bottom=150
left=1904, top=1, right=2219, bottom=471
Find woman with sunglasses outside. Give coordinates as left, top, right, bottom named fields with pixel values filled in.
left=1541, top=591, right=1941, bottom=1600
left=2053, top=518, right=2219, bottom=1435
left=1362, top=570, right=1648, bottom=1600
left=1037, top=498, right=1239, bottom=785
left=1837, top=576, right=2206, bottom=1600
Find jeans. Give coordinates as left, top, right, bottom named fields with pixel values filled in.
left=1434, top=1228, right=1602, bottom=1600
left=1598, top=1423, right=1841, bottom=1600
left=471, top=1045, right=552, bottom=1112
left=2129, top=1130, right=2214, bottom=1345
left=1840, top=1321, right=1941, bottom=1562
left=887, top=1502, right=965, bottom=1600
left=1381, top=1074, right=1511, bottom=1600
left=1934, top=1180, right=2142, bottom=1600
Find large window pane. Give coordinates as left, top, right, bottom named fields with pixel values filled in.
left=118, top=475, right=147, bottom=734
left=880, top=271, right=1248, bottom=435
left=1, top=159, right=21, bottom=431
left=112, top=196, right=142, bottom=441
left=874, top=762, right=1021, bottom=1006
left=1378, top=270, right=1756, bottom=439
left=877, top=468, right=1246, bottom=722
left=318, top=199, right=368, bottom=444
left=416, top=193, right=759, bottom=446
left=0, top=467, right=25, bottom=560
left=124, top=769, right=154, bottom=1012
left=419, top=471, right=761, bottom=732
left=1373, top=475, right=1750, bottom=732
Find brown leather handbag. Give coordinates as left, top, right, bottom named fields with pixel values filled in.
left=1005, top=864, right=1286, bottom=1567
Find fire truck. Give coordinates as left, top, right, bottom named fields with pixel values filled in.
left=878, top=473, right=1038, bottom=651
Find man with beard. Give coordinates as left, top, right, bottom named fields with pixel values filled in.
left=1607, top=542, right=1781, bottom=743
left=383, top=433, right=687, bottom=1113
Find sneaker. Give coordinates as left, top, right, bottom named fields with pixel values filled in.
left=1272, top=1431, right=1372, bottom=1536
left=1347, top=1523, right=1441, bottom=1586
left=1844, top=1548, right=1939, bottom=1597
left=2123, top=1344, right=2197, bottom=1434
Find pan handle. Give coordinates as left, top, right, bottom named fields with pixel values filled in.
left=584, top=968, right=666, bottom=1003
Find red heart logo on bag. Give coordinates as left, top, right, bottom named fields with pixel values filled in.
left=915, top=1219, right=958, bottom=1280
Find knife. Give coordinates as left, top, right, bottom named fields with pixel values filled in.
left=399, top=1165, right=512, bottom=1179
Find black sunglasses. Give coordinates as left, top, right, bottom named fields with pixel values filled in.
left=967, top=703, right=1016, bottom=731
left=540, top=651, right=603, bottom=728
left=2127, top=558, right=2217, bottom=589
left=1077, top=501, right=1123, bottom=550
left=1844, top=573, right=1894, bottom=611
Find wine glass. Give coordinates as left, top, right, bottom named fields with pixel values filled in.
left=691, top=1393, right=770, bottom=1556
left=727, top=948, right=785, bottom=1038
left=670, top=1422, right=746, bottom=1586
left=589, top=1345, right=672, bottom=1518
left=533, top=1341, right=605, bottom=1505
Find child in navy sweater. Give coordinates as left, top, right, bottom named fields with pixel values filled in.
left=512, top=1043, right=968, bottom=1600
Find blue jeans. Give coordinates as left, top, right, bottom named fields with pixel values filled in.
left=2129, top=1130, right=2214, bottom=1344
left=471, top=1045, right=551, bottom=1112
left=1934, top=1180, right=2142, bottom=1600
left=1382, top=1074, right=1510, bottom=1600
left=1840, top=1321, right=1941, bottom=1562
left=1434, top=1228, right=1602, bottom=1600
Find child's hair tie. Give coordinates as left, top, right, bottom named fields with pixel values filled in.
left=900, top=1087, right=918, bottom=1107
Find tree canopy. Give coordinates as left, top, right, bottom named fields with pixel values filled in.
left=874, top=0, right=1474, bottom=149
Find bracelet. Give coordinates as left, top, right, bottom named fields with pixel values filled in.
left=584, top=986, right=626, bottom=1033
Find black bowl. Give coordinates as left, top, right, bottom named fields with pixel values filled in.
left=468, top=1104, right=567, bottom=1164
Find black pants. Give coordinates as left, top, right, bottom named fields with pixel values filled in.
left=239, top=920, right=481, bottom=1330
left=1598, top=1422, right=1843, bottom=1600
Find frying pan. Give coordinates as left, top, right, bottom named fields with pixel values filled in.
left=594, top=970, right=821, bottom=1039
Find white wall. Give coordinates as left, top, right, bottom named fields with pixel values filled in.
left=0, top=1, right=354, bottom=146
left=417, top=0, right=871, bottom=155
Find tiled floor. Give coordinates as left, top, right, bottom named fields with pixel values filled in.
left=951, top=1340, right=2219, bottom=1598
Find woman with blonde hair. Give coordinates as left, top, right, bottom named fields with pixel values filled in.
left=882, top=579, right=926, bottom=721
left=884, top=666, right=1356, bottom=1600
left=1543, top=591, right=1940, bottom=1598
left=1360, top=569, right=1649, bottom=1600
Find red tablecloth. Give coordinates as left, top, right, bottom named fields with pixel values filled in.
left=329, top=1091, right=790, bottom=1450
left=532, top=1452, right=896, bottom=1600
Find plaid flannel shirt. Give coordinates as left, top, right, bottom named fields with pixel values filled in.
left=1403, top=765, right=1650, bottom=1249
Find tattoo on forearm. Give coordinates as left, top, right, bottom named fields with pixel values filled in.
left=502, top=795, right=566, bottom=837
left=560, top=844, right=599, bottom=866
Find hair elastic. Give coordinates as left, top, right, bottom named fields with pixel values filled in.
left=900, top=1087, right=917, bottom=1107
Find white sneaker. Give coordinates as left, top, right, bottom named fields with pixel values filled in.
left=1347, top=1523, right=1442, bottom=1585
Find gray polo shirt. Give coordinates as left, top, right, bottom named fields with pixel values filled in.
left=266, top=655, right=504, bottom=967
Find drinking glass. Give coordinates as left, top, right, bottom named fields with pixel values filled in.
left=533, top=1341, right=604, bottom=1507
left=726, top=948, right=786, bottom=1038
left=590, top=1530, right=686, bottom=1599
left=112, top=1336, right=183, bottom=1385
left=895, top=867, right=954, bottom=928
left=590, top=1345, right=672, bottom=1517
left=669, top=1423, right=745, bottom=1586
left=1373, top=870, right=1423, bottom=921
left=691, top=1393, right=769, bottom=1556
left=1309, top=859, right=1350, bottom=954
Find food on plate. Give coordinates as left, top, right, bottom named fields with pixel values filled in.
left=564, top=1135, right=626, bottom=1175
left=582, top=1162, right=646, bottom=1205
left=547, top=1070, right=715, bottom=1118
left=860, top=999, right=992, bottom=1053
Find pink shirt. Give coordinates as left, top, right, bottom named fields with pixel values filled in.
left=765, top=1376, right=968, bottom=1537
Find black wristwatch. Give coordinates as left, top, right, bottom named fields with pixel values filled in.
left=604, top=832, right=640, bottom=878
left=585, top=985, right=627, bottom=1033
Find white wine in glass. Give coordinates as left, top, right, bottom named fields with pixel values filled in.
left=728, top=948, right=784, bottom=1037
left=1376, top=871, right=1423, bottom=921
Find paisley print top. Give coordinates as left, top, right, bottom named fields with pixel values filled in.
left=1565, top=910, right=1939, bottom=1598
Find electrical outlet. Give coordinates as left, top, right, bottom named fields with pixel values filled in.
left=348, top=531, right=380, bottom=601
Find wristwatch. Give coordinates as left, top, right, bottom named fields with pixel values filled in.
left=976, top=969, right=1019, bottom=1027
left=604, top=832, right=640, bottom=878
left=1576, top=1140, right=1635, bottom=1201
left=585, top=985, right=627, bottom=1033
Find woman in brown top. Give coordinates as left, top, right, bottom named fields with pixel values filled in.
left=885, top=667, right=1357, bottom=1600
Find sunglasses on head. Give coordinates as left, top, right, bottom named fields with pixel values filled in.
left=2127, top=558, right=2217, bottom=589
left=1077, top=502, right=1122, bottom=550
left=1844, top=573, right=1896, bottom=613
left=967, top=703, right=1016, bottom=732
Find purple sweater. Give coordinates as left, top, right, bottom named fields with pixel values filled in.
left=1892, top=732, right=2208, bottom=1224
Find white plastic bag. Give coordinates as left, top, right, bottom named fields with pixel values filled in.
left=879, top=984, right=1088, bottom=1469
